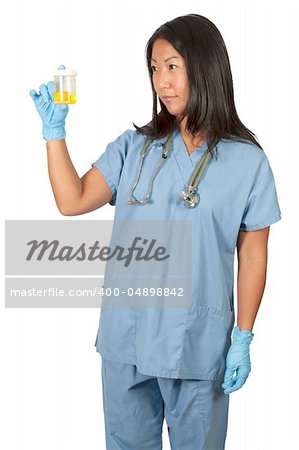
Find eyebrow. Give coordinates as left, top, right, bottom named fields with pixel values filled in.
left=150, top=56, right=179, bottom=63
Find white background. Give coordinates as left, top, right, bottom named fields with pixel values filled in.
left=0, top=0, right=297, bottom=449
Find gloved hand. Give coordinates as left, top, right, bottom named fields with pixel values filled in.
left=222, top=326, right=254, bottom=394
left=29, top=64, right=69, bottom=141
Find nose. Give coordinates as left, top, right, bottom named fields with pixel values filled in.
left=156, top=69, right=171, bottom=89
left=159, top=77, right=171, bottom=89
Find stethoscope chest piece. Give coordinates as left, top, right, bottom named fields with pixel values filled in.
left=178, top=187, right=200, bottom=209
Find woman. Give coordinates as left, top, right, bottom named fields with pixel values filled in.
left=30, top=13, right=281, bottom=450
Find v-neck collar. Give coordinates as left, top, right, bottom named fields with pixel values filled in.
left=171, top=128, right=209, bottom=199
left=152, top=125, right=218, bottom=170
left=172, top=126, right=209, bottom=168
left=148, top=126, right=219, bottom=195
left=169, top=126, right=218, bottom=188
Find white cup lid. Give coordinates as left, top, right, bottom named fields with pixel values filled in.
left=54, top=69, right=77, bottom=76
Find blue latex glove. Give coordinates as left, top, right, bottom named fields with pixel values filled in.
left=222, top=326, right=254, bottom=394
left=29, top=64, right=69, bottom=141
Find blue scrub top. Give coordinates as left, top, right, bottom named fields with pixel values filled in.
left=91, top=125, right=282, bottom=380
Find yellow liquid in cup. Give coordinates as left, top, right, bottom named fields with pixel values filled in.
left=54, top=91, right=76, bottom=104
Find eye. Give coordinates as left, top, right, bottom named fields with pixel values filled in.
left=150, top=64, right=178, bottom=72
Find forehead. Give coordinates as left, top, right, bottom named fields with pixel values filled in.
left=151, top=38, right=182, bottom=61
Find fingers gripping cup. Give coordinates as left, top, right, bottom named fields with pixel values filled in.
left=54, top=68, right=77, bottom=104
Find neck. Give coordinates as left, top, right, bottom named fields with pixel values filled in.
left=178, top=118, right=204, bottom=140
left=179, top=127, right=205, bottom=147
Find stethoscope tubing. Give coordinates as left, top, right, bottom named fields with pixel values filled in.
left=127, top=131, right=215, bottom=207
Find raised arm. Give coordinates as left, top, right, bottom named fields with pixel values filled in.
left=46, top=139, right=113, bottom=215
left=30, top=67, right=113, bottom=216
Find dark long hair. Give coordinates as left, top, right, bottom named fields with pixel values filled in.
left=133, top=14, right=263, bottom=153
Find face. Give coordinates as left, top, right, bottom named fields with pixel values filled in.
left=151, top=38, right=189, bottom=118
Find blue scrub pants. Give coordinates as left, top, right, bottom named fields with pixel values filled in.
left=101, top=357, right=229, bottom=449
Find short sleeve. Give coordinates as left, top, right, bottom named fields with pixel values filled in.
left=91, top=130, right=132, bottom=206
left=239, top=154, right=282, bottom=231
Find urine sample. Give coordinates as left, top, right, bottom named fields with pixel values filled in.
left=54, top=69, right=77, bottom=104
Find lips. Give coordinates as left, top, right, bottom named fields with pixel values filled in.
left=162, top=96, right=177, bottom=101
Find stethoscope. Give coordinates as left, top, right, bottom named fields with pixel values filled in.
left=127, top=131, right=216, bottom=208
